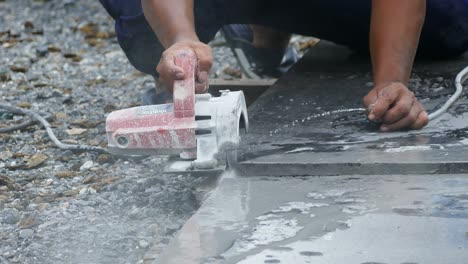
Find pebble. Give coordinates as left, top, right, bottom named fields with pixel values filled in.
left=19, top=229, right=34, bottom=238
left=79, top=160, right=94, bottom=171
left=0, top=208, right=21, bottom=224
left=139, top=240, right=149, bottom=248
left=36, top=45, right=49, bottom=57
left=97, top=154, right=112, bottom=164
left=0, top=66, right=10, bottom=82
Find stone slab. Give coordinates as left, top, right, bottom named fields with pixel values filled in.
left=236, top=42, right=468, bottom=176
left=157, top=173, right=468, bottom=263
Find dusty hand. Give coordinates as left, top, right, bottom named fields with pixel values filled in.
left=156, top=41, right=212, bottom=93
left=363, top=82, right=429, bottom=132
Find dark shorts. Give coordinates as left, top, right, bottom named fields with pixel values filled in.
left=99, top=0, right=468, bottom=76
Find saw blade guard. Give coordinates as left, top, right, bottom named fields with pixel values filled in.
left=192, top=90, right=249, bottom=169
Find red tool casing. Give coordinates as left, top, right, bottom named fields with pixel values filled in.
left=105, top=50, right=197, bottom=155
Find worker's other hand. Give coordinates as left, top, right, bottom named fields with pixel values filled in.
left=363, top=82, right=429, bottom=132
left=157, top=41, right=212, bottom=93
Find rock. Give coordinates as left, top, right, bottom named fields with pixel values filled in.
left=79, top=22, right=98, bottom=38
left=139, top=240, right=149, bottom=248
left=16, top=102, right=32, bottom=108
left=97, top=154, right=112, bottom=164
left=55, top=112, right=67, bottom=120
left=24, top=154, right=48, bottom=169
left=223, top=67, right=242, bottom=79
left=96, top=31, right=115, bottom=39
left=36, top=45, right=49, bottom=57
left=47, top=45, right=61, bottom=53
left=79, top=187, right=96, bottom=195
left=19, top=145, right=35, bottom=155
left=82, top=175, right=97, bottom=184
left=90, top=177, right=118, bottom=191
left=0, top=174, right=19, bottom=190
left=36, top=203, right=50, bottom=212
left=62, top=188, right=80, bottom=197
left=0, top=208, right=20, bottom=224
left=55, top=171, right=76, bottom=179
left=24, top=21, right=34, bottom=30
left=103, top=104, right=116, bottom=113
left=128, top=207, right=141, bottom=220
left=71, top=119, right=101, bottom=128
left=10, top=59, right=30, bottom=73
left=79, top=161, right=94, bottom=172
left=17, top=212, right=39, bottom=229
left=0, top=67, right=10, bottom=82
left=0, top=150, right=13, bottom=161
left=0, top=195, right=8, bottom=209
left=63, top=52, right=83, bottom=62
left=66, top=128, right=87, bottom=136
left=19, top=229, right=34, bottom=238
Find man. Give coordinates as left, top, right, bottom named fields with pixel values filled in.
left=99, top=0, right=468, bottom=132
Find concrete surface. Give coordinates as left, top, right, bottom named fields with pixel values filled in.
left=156, top=42, right=468, bottom=263
left=157, top=173, right=468, bottom=264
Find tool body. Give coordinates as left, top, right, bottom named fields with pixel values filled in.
left=106, top=50, right=248, bottom=171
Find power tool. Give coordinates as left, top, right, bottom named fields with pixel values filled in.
left=105, top=50, right=249, bottom=172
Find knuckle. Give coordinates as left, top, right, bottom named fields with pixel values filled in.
left=394, top=82, right=406, bottom=89
left=397, top=105, right=411, bottom=116
left=381, top=94, right=394, bottom=104
left=362, top=97, right=369, bottom=106
left=156, top=64, right=163, bottom=74
left=409, top=113, right=418, bottom=122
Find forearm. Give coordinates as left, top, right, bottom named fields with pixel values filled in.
left=370, top=0, right=426, bottom=87
left=142, top=0, right=198, bottom=48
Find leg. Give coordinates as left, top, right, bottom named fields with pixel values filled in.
left=419, top=0, right=468, bottom=58
left=250, top=25, right=291, bottom=52
left=225, top=0, right=468, bottom=58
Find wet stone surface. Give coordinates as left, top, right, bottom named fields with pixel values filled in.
left=236, top=42, right=468, bottom=176
left=158, top=174, right=468, bottom=264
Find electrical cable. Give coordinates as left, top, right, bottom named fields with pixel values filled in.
left=428, top=65, right=468, bottom=121
left=0, top=112, right=52, bottom=133
left=0, top=104, right=109, bottom=154
left=0, top=66, right=466, bottom=154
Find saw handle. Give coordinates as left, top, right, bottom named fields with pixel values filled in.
left=173, top=50, right=197, bottom=118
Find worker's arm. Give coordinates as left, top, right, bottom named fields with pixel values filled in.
left=363, top=0, right=429, bottom=131
left=142, top=0, right=211, bottom=93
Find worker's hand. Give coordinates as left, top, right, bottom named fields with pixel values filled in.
left=363, top=82, right=429, bottom=132
left=156, top=41, right=212, bottom=93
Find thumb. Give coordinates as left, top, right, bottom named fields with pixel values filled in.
left=363, top=90, right=378, bottom=110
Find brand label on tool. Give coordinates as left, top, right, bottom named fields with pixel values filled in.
left=136, top=104, right=173, bottom=115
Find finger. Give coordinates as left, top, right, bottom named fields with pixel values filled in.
left=362, top=90, right=378, bottom=109
left=382, top=91, right=415, bottom=124
left=195, top=82, right=209, bottom=93
left=157, top=53, right=185, bottom=82
left=193, top=44, right=213, bottom=74
left=156, top=71, right=173, bottom=92
left=411, top=109, right=429, bottom=130
left=369, top=85, right=401, bottom=121
left=195, top=71, right=209, bottom=93
left=380, top=103, right=422, bottom=132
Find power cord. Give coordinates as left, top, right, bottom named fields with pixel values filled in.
left=0, top=66, right=466, bottom=154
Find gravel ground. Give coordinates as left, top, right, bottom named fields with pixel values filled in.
left=0, top=1, right=319, bottom=263
left=0, top=1, right=229, bottom=263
